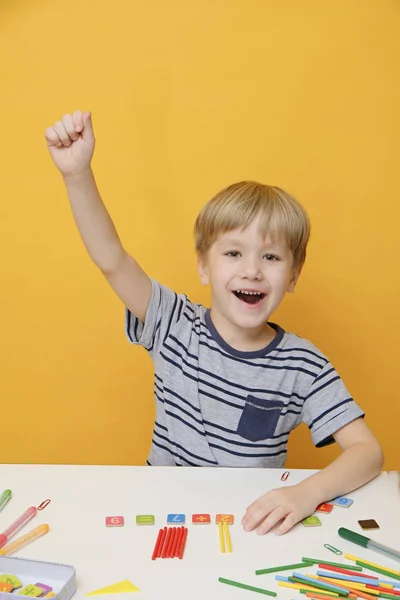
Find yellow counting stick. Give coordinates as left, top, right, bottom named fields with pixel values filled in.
left=277, top=582, right=338, bottom=595
left=0, top=524, right=49, bottom=556
left=218, top=522, right=225, bottom=553
left=344, top=554, right=400, bottom=577
left=223, top=521, right=232, bottom=553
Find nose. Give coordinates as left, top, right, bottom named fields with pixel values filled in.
left=241, top=255, right=262, bottom=280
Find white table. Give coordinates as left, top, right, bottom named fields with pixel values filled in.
left=0, top=466, right=399, bottom=599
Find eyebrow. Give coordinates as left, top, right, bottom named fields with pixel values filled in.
left=218, top=237, right=286, bottom=251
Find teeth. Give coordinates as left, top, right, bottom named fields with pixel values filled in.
left=236, top=290, right=262, bottom=295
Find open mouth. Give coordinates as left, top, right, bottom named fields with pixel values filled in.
left=233, top=290, right=266, bottom=305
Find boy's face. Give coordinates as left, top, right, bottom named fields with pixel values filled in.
left=198, top=216, right=301, bottom=339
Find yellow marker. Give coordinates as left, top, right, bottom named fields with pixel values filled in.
left=0, top=524, right=49, bottom=556
left=277, top=582, right=338, bottom=595
left=344, top=554, right=400, bottom=577
left=223, top=521, right=232, bottom=553
left=218, top=521, right=225, bottom=553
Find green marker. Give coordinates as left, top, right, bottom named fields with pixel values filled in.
left=338, top=527, right=400, bottom=563
left=0, top=490, right=12, bottom=513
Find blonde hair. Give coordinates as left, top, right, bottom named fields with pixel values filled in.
left=194, top=181, right=310, bottom=267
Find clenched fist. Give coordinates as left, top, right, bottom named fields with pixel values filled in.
left=45, top=110, right=95, bottom=177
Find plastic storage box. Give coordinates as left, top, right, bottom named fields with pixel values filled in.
left=0, top=555, right=76, bottom=599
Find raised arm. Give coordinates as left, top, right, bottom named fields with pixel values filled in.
left=45, top=111, right=151, bottom=322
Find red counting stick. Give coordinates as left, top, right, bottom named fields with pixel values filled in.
left=318, top=565, right=377, bottom=579
left=178, top=527, right=188, bottom=559
left=170, top=526, right=180, bottom=557
left=166, top=527, right=177, bottom=558
left=151, top=528, right=163, bottom=561
left=174, top=527, right=184, bottom=557
left=161, top=527, right=173, bottom=558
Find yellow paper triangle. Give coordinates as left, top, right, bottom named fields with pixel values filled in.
left=85, top=580, right=139, bottom=595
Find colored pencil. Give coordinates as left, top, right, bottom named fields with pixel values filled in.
left=303, top=558, right=363, bottom=572
left=256, top=561, right=313, bottom=575
left=223, top=521, right=232, bottom=553
left=152, top=528, right=163, bottom=560
left=218, top=521, right=225, bottom=553
left=219, top=577, right=277, bottom=596
left=178, top=527, right=188, bottom=559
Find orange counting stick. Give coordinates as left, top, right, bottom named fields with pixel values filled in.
left=170, top=526, right=181, bottom=557
left=166, top=527, right=176, bottom=558
left=178, top=527, right=188, bottom=559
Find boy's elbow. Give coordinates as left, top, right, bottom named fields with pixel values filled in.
left=368, top=438, right=384, bottom=475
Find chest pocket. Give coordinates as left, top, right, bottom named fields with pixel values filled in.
left=237, top=395, right=284, bottom=442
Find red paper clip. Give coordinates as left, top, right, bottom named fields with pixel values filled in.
left=281, top=471, right=290, bottom=481
left=37, top=499, right=51, bottom=511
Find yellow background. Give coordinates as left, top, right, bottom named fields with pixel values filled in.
left=1, top=1, right=399, bottom=468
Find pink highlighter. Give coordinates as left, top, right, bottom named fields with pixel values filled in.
left=0, top=506, right=37, bottom=548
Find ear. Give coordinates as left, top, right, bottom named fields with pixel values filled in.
left=197, top=254, right=210, bottom=285
left=287, top=264, right=303, bottom=293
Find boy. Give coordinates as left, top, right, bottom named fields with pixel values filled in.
left=45, top=110, right=383, bottom=536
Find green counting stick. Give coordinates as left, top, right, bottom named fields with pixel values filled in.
left=255, top=561, right=313, bottom=575
left=218, top=578, right=277, bottom=596
left=302, top=557, right=363, bottom=571
left=355, top=561, right=400, bottom=581
left=0, top=490, right=12, bottom=513
left=288, top=576, right=348, bottom=596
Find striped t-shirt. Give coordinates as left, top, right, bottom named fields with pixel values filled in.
left=125, top=279, right=364, bottom=467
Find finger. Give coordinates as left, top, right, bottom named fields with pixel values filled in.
left=53, top=120, right=72, bottom=147
left=256, top=506, right=287, bottom=535
left=242, top=497, right=273, bottom=532
left=72, top=110, right=83, bottom=133
left=45, top=126, right=62, bottom=148
left=62, top=113, right=79, bottom=142
left=274, top=511, right=297, bottom=536
left=81, top=111, right=95, bottom=143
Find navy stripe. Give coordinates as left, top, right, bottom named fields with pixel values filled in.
left=146, top=460, right=152, bottom=465
left=154, top=430, right=217, bottom=465
left=209, top=442, right=287, bottom=459
left=161, top=348, right=312, bottom=402
left=314, top=366, right=335, bottom=384
left=306, top=376, right=341, bottom=400
left=169, top=333, right=324, bottom=370
left=163, top=292, right=179, bottom=343
left=151, top=439, right=200, bottom=466
left=313, top=409, right=348, bottom=433
left=309, top=398, right=353, bottom=428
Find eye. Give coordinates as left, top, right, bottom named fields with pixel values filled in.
left=263, top=254, right=279, bottom=261
left=225, top=251, right=241, bottom=258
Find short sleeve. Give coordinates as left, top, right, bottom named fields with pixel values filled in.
left=302, top=361, right=365, bottom=447
left=124, top=278, right=187, bottom=355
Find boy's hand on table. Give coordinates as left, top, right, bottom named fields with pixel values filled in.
left=241, top=484, right=320, bottom=536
